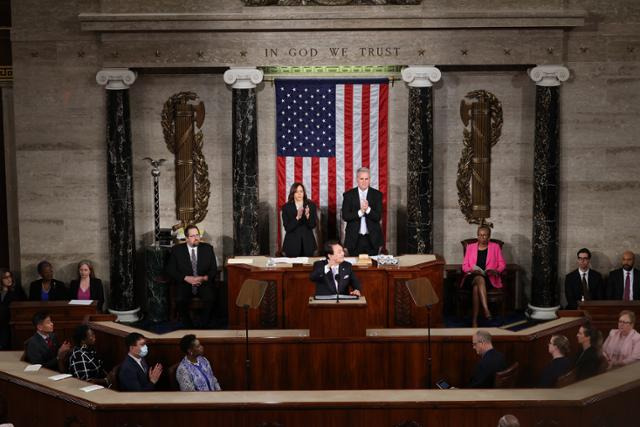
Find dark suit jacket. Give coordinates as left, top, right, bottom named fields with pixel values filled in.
left=341, top=187, right=383, bottom=255
left=575, top=346, right=600, bottom=380
left=564, top=269, right=604, bottom=309
left=468, top=348, right=506, bottom=388
left=69, top=278, right=105, bottom=311
left=118, top=355, right=155, bottom=391
left=310, top=260, right=361, bottom=296
left=281, top=201, right=317, bottom=257
left=28, top=279, right=68, bottom=301
left=538, top=356, right=571, bottom=387
left=25, top=332, right=60, bottom=370
left=606, top=268, right=640, bottom=300
left=166, top=242, right=218, bottom=286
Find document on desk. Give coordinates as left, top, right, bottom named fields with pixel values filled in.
left=48, top=373, right=72, bottom=381
left=227, top=258, right=254, bottom=264
left=69, top=299, right=93, bottom=305
left=80, top=384, right=104, bottom=393
left=24, top=364, right=41, bottom=372
left=272, top=257, right=309, bottom=264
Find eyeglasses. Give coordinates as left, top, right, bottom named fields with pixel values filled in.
left=618, top=320, right=633, bottom=324
left=187, top=234, right=201, bottom=238
left=577, top=257, right=590, bottom=261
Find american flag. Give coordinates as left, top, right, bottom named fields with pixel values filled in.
left=276, top=78, right=388, bottom=244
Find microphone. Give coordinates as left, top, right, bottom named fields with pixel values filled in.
left=334, top=273, right=340, bottom=304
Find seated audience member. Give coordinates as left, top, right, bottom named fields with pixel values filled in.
left=0, top=269, right=25, bottom=350
left=68, top=260, right=105, bottom=311
left=564, top=248, right=604, bottom=309
left=176, top=334, right=221, bottom=391
left=469, top=330, right=506, bottom=388
left=29, top=261, right=68, bottom=301
left=602, top=310, right=640, bottom=369
left=25, top=311, right=71, bottom=371
left=606, top=251, right=639, bottom=301
left=281, top=182, right=317, bottom=257
left=497, top=415, right=520, bottom=427
left=68, top=324, right=109, bottom=386
left=118, top=332, right=163, bottom=391
left=461, top=225, right=506, bottom=327
left=538, top=334, right=572, bottom=387
left=310, top=240, right=361, bottom=297
left=575, top=323, right=602, bottom=380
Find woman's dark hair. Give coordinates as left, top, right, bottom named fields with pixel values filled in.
left=37, top=261, right=52, bottom=276
left=287, top=182, right=309, bottom=204
left=581, top=322, right=602, bottom=351
left=180, top=334, right=197, bottom=354
left=73, top=324, right=91, bottom=347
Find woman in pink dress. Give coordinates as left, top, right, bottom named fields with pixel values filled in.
left=602, top=310, right=640, bottom=368
left=461, top=225, right=506, bottom=327
left=68, top=260, right=105, bottom=312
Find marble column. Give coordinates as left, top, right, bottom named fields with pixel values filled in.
left=224, top=67, right=264, bottom=255
left=96, top=69, right=139, bottom=318
left=401, top=66, right=441, bottom=254
left=527, top=65, right=570, bottom=320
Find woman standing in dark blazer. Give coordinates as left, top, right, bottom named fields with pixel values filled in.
left=69, top=260, right=105, bottom=312
left=281, top=182, right=317, bottom=257
left=29, top=261, right=68, bottom=301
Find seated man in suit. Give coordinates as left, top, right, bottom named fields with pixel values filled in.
left=468, top=330, right=506, bottom=388
left=25, top=311, right=71, bottom=371
left=564, top=248, right=604, bottom=309
left=118, top=332, right=163, bottom=391
left=341, top=167, right=383, bottom=256
left=166, top=224, right=218, bottom=328
left=310, top=240, right=361, bottom=297
left=606, top=251, right=639, bottom=301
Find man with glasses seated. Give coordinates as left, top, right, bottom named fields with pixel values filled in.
left=167, top=224, right=218, bottom=328
left=564, top=248, right=604, bottom=310
left=469, top=330, right=506, bottom=388
left=602, top=310, right=640, bottom=369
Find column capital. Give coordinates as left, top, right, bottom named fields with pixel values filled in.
left=223, top=67, right=264, bottom=89
left=401, top=66, right=442, bottom=88
left=528, top=65, right=570, bottom=87
left=96, top=68, right=137, bottom=90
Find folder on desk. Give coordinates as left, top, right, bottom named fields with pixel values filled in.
left=313, top=294, right=359, bottom=300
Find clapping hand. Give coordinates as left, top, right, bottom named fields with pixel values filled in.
left=304, top=206, right=310, bottom=219
left=149, top=363, right=163, bottom=384
left=360, top=199, right=369, bottom=213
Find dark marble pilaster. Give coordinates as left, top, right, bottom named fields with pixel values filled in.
left=106, top=89, right=137, bottom=311
left=224, top=68, right=264, bottom=256
left=406, top=87, right=434, bottom=254
left=401, top=66, right=441, bottom=255
left=528, top=66, right=568, bottom=311
left=144, top=245, right=171, bottom=322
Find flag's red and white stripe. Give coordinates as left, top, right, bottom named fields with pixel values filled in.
left=277, top=81, right=388, bottom=246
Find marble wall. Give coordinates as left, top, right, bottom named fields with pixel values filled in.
left=8, top=0, right=640, bottom=308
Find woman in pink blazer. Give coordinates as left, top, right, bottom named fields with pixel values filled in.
left=462, top=225, right=506, bottom=327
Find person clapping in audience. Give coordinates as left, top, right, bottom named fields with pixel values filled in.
left=602, top=310, right=640, bottom=369
left=25, top=311, right=71, bottom=372
left=29, top=261, right=67, bottom=301
left=119, top=332, right=163, bottom=391
left=538, top=334, right=571, bottom=387
left=68, top=324, right=109, bottom=386
left=68, top=260, right=105, bottom=311
left=176, top=334, right=221, bottom=391
left=575, top=323, right=602, bottom=380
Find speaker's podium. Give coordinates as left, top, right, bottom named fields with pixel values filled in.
left=308, top=296, right=367, bottom=338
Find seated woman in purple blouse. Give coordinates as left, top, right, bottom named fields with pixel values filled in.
left=68, top=260, right=105, bottom=312
left=176, top=334, right=221, bottom=391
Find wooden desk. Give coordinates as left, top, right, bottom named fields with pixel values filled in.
left=0, top=347, right=638, bottom=427
left=308, top=297, right=367, bottom=338
left=9, top=301, right=98, bottom=350
left=226, top=255, right=444, bottom=329
left=577, top=300, right=640, bottom=332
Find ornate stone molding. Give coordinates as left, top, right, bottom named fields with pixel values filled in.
left=528, top=65, right=570, bottom=87
left=95, top=68, right=137, bottom=90
left=401, top=66, right=441, bottom=87
left=223, top=67, right=264, bottom=89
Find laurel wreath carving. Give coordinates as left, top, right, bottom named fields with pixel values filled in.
left=456, top=90, right=503, bottom=226
left=161, top=91, right=210, bottom=230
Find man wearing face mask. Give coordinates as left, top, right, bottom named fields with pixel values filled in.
left=606, top=251, right=640, bottom=301
left=118, top=332, right=163, bottom=391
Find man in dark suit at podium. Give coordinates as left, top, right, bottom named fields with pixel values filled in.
left=607, top=251, right=640, bottom=301
left=310, top=241, right=361, bottom=297
left=564, top=248, right=604, bottom=309
left=167, top=224, right=218, bottom=328
left=341, top=167, right=383, bottom=256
